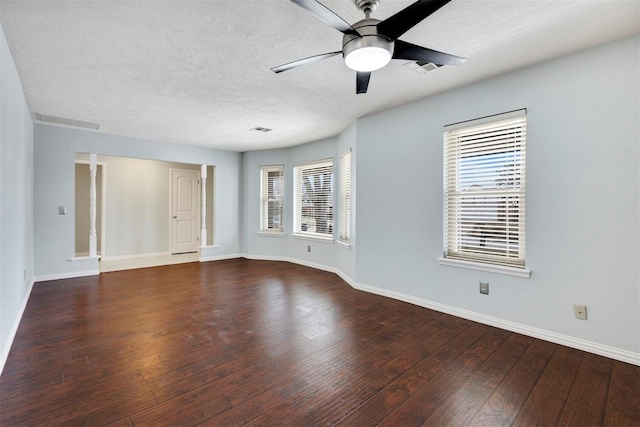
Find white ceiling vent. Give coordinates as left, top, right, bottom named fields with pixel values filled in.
left=250, top=126, right=273, bottom=133
left=402, top=61, right=439, bottom=75
left=33, top=113, right=100, bottom=130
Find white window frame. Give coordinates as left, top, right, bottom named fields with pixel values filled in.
left=339, top=150, right=352, bottom=245
left=439, top=110, right=530, bottom=278
left=259, top=165, right=284, bottom=234
left=293, top=158, right=334, bottom=241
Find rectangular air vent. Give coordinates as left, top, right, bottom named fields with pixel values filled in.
left=250, top=126, right=273, bottom=133
left=402, top=61, right=439, bottom=75
left=33, top=113, right=100, bottom=130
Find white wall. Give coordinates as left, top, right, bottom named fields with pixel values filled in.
left=242, top=126, right=356, bottom=278
left=96, top=156, right=200, bottom=258
left=0, top=25, right=34, bottom=374
left=34, top=125, right=242, bottom=279
left=356, top=36, right=640, bottom=356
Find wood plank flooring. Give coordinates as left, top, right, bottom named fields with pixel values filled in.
left=1, top=259, right=638, bottom=426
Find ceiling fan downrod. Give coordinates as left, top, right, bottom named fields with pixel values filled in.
left=272, top=0, right=467, bottom=94
left=354, top=0, right=380, bottom=18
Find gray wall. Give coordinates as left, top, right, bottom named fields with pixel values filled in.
left=0, top=26, right=34, bottom=372
left=241, top=36, right=639, bottom=356
left=242, top=124, right=356, bottom=278
left=355, top=36, right=639, bottom=354
left=34, top=125, right=242, bottom=277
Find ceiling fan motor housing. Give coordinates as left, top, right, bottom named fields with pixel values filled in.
left=342, top=19, right=394, bottom=71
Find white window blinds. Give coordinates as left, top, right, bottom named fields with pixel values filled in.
left=260, top=165, right=284, bottom=233
left=444, top=110, right=527, bottom=268
left=339, top=150, right=351, bottom=243
left=294, top=159, right=333, bottom=238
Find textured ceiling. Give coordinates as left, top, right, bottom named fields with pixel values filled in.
left=0, top=0, right=638, bottom=152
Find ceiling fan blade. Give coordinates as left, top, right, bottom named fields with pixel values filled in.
left=290, top=0, right=359, bottom=35
left=377, top=0, right=451, bottom=41
left=393, top=40, right=466, bottom=66
left=356, top=72, right=371, bottom=94
left=271, top=51, right=342, bottom=73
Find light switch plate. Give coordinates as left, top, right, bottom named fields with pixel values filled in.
left=58, top=206, right=67, bottom=215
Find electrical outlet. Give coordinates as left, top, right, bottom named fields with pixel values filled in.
left=574, top=305, right=587, bottom=320
left=58, top=206, right=67, bottom=215
left=479, top=282, right=489, bottom=295
left=307, top=245, right=311, bottom=252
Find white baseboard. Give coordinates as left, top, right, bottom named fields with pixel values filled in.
left=237, top=253, right=639, bottom=366
left=27, top=254, right=639, bottom=367
left=240, top=253, right=356, bottom=287
left=0, top=279, right=35, bottom=377
left=199, top=253, right=243, bottom=262
left=353, top=281, right=640, bottom=366
left=101, top=251, right=170, bottom=262
left=34, top=269, right=100, bottom=282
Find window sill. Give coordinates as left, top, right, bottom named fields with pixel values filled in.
left=292, top=233, right=334, bottom=243
left=337, top=240, right=352, bottom=250
left=437, top=257, right=531, bottom=278
left=258, top=231, right=286, bottom=237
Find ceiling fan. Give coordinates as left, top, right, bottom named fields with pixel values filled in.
left=271, top=0, right=466, bottom=94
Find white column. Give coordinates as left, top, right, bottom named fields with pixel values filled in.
left=89, top=153, right=97, bottom=257
left=200, top=164, right=207, bottom=247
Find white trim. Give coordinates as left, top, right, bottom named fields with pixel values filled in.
left=438, top=257, right=531, bottom=278
left=75, top=159, right=107, bottom=259
left=233, top=254, right=638, bottom=366
left=100, top=162, right=107, bottom=259
left=291, top=233, right=334, bottom=243
left=352, top=281, right=639, bottom=366
left=101, top=251, right=170, bottom=262
left=199, top=253, right=243, bottom=263
left=293, top=158, right=334, bottom=168
left=240, top=253, right=355, bottom=287
left=293, top=159, right=334, bottom=238
left=337, top=240, right=352, bottom=250
left=201, top=164, right=208, bottom=246
left=258, top=231, right=286, bottom=237
left=70, top=256, right=100, bottom=262
left=199, top=245, right=219, bottom=249
left=444, top=108, right=527, bottom=131
left=0, top=279, right=35, bottom=377
left=34, top=270, right=100, bottom=282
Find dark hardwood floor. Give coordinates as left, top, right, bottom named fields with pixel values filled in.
left=1, top=259, right=638, bottom=426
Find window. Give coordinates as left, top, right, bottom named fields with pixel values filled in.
left=339, top=150, right=351, bottom=244
left=442, top=110, right=527, bottom=273
left=294, top=159, right=333, bottom=239
left=260, top=165, right=284, bottom=233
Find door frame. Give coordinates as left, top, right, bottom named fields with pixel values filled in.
left=169, top=168, right=201, bottom=254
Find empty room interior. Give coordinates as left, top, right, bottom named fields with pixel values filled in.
left=0, top=0, right=639, bottom=425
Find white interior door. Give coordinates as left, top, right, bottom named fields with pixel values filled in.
left=171, top=169, right=200, bottom=254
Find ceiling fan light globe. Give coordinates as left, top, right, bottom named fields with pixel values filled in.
left=345, top=47, right=392, bottom=72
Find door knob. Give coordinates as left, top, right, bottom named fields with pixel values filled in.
left=173, top=216, right=177, bottom=219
